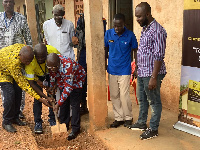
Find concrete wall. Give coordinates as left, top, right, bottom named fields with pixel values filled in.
left=133, top=0, right=183, bottom=112
left=14, top=0, right=25, bottom=14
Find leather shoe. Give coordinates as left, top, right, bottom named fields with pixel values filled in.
left=110, top=120, right=124, bottom=128
left=124, top=119, right=133, bottom=127
left=2, top=124, right=17, bottom=133
left=67, top=130, right=80, bottom=141
left=12, top=118, right=26, bottom=126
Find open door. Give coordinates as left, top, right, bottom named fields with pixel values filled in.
left=109, top=0, right=133, bottom=31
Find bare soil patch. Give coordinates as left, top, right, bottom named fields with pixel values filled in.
left=0, top=94, right=108, bottom=150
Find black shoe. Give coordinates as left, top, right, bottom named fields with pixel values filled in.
left=67, top=130, right=80, bottom=141
left=12, top=118, right=26, bottom=126
left=128, top=122, right=147, bottom=131
left=80, top=107, right=89, bottom=115
left=110, top=120, right=124, bottom=128
left=124, top=119, right=133, bottom=127
left=140, top=128, right=158, bottom=140
left=34, top=122, right=43, bottom=134
left=2, top=124, right=17, bottom=133
left=19, top=111, right=25, bottom=119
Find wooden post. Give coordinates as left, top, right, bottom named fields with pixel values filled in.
left=84, top=0, right=108, bottom=132
left=25, top=0, right=38, bottom=46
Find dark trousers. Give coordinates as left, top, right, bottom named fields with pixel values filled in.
left=0, top=80, right=22, bottom=125
left=80, top=74, right=87, bottom=108
left=33, top=76, right=55, bottom=123
left=59, top=88, right=81, bottom=133
left=78, top=48, right=87, bottom=109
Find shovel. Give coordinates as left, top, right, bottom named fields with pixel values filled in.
left=51, top=101, right=67, bottom=134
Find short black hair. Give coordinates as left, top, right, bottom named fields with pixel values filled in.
left=137, top=2, right=151, bottom=13
left=114, top=13, right=125, bottom=22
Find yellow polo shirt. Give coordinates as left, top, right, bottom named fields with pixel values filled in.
left=0, top=43, right=40, bottom=100
left=25, top=45, right=60, bottom=80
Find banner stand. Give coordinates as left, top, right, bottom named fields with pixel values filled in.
left=173, top=0, right=200, bottom=137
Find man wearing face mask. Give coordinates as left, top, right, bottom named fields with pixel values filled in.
left=128, top=2, right=167, bottom=140
left=104, top=13, right=138, bottom=128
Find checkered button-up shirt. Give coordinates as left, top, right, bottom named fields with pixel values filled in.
left=137, top=20, right=167, bottom=77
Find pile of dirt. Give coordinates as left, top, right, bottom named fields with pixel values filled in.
left=0, top=94, right=108, bottom=150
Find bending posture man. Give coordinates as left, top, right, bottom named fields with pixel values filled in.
left=43, top=4, right=83, bottom=132
left=0, top=44, right=50, bottom=133
left=128, top=2, right=167, bottom=140
left=24, top=43, right=60, bottom=134
left=46, top=53, right=85, bottom=141
left=104, top=13, right=138, bottom=128
left=0, top=0, right=33, bottom=119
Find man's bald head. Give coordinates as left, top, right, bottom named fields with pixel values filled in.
left=34, top=43, right=47, bottom=64
left=46, top=53, right=60, bottom=73
left=19, top=46, right=34, bottom=65
left=136, top=2, right=151, bottom=14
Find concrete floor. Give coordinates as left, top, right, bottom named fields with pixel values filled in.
left=81, top=87, right=200, bottom=150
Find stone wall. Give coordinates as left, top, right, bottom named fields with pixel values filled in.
left=133, top=0, right=183, bottom=112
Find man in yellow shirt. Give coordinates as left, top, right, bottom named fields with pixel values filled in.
left=0, top=44, right=51, bottom=133
left=24, top=43, right=60, bottom=134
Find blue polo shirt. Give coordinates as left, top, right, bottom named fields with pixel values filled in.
left=104, top=27, right=138, bottom=75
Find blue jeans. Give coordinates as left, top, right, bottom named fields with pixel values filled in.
left=136, top=74, right=165, bottom=130
left=33, top=75, right=55, bottom=123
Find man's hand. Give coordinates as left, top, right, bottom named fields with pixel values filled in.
left=53, top=103, right=60, bottom=114
left=133, top=69, right=137, bottom=79
left=72, top=36, right=79, bottom=45
left=38, top=98, right=52, bottom=107
left=46, top=86, right=57, bottom=95
left=47, top=97, right=55, bottom=104
left=148, top=77, right=157, bottom=90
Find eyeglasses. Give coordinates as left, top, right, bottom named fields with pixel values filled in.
left=46, top=66, right=59, bottom=69
left=53, top=15, right=63, bottom=19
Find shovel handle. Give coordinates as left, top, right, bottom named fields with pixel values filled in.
left=51, top=102, right=59, bottom=122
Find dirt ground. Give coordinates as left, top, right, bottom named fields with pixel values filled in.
left=0, top=94, right=108, bottom=150
left=1, top=86, right=200, bottom=150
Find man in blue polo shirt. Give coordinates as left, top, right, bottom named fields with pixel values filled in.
left=104, top=13, right=138, bottom=128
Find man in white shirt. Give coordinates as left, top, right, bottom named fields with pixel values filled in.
left=43, top=4, right=75, bottom=60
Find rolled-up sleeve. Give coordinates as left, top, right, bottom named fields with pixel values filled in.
left=153, top=30, right=167, bottom=61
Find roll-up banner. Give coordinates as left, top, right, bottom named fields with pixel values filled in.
left=173, top=0, right=200, bottom=137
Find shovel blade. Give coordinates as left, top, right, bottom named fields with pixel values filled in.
left=51, top=123, right=67, bottom=134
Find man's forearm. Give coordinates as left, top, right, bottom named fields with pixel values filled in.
left=28, top=80, right=48, bottom=99
left=152, top=60, right=162, bottom=78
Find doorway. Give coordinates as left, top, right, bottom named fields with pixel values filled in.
left=109, top=0, right=133, bottom=31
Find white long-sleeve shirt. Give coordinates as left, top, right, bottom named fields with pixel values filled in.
left=43, top=18, right=75, bottom=60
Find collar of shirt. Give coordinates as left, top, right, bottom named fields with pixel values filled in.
left=142, top=19, right=155, bottom=33
left=111, top=27, right=128, bottom=38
